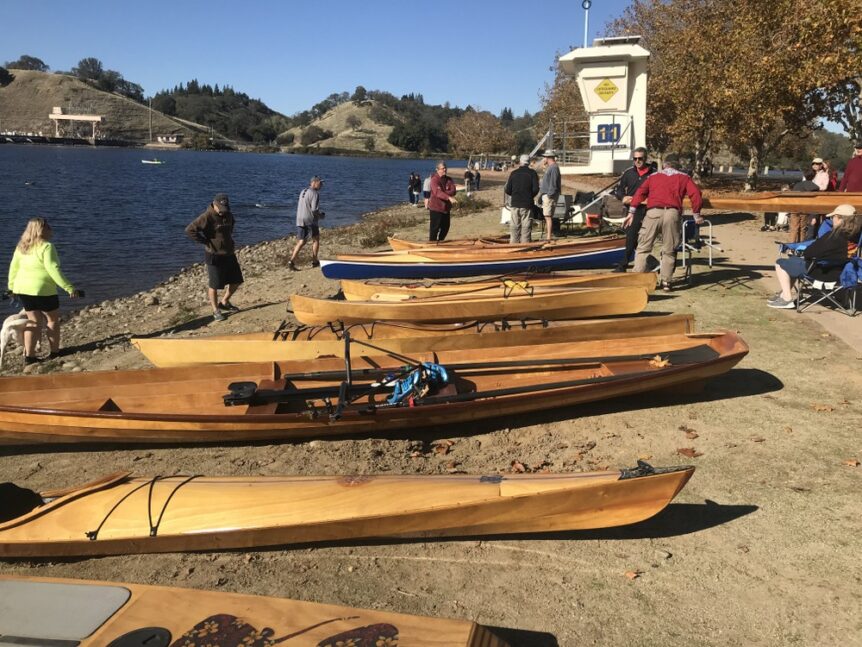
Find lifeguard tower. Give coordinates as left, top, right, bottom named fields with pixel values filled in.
left=554, top=36, right=649, bottom=175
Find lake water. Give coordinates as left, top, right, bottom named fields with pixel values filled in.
left=0, top=146, right=441, bottom=307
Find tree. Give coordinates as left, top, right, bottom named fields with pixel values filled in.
left=300, top=125, right=332, bottom=145
left=351, top=85, right=367, bottom=104
left=72, top=57, right=104, bottom=81
left=0, top=67, right=14, bottom=86
left=152, top=94, right=177, bottom=115
left=445, top=111, right=516, bottom=156
left=818, top=78, right=862, bottom=143
left=346, top=114, right=362, bottom=130
left=535, top=55, right=588, bottom=150
left=5, top=55, right=48, bottom=71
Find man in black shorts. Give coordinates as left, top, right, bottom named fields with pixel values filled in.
left=288, top=176, right=325, bottom=270
left=185, top=193, right=243, bottom=322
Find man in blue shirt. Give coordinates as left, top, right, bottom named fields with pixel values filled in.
left=288, top=176, right=325, bottom=271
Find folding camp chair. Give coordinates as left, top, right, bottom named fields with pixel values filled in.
left=795, top=230, right=862, bottom=316
left=678, top=216, right=722, bottom=284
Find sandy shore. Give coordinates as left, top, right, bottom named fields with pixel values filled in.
left=1, top=173, right=860, bottom=646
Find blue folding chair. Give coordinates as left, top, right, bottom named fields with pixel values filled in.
left=795, top=230, right=862, bottom=316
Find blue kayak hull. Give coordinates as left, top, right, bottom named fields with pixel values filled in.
left=320, top=246, right=626, bottom=279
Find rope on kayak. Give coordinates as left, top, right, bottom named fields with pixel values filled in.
left=85, top=475, right=199, bottom=541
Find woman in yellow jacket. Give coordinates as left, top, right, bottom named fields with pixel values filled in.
left=7, top=217, right=81, bottom=364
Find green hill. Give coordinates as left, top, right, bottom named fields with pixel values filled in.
left=278, top=101, right=409, bottom=154
left=0, top=70, right=204, bottom=142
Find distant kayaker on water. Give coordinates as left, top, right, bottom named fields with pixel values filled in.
left=185, top=193, right=243, bottom=322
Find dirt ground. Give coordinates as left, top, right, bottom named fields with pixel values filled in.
left=1, top=171, right=861, bottom=646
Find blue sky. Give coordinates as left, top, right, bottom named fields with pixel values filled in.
left=1, top=0, right=632, bottom=117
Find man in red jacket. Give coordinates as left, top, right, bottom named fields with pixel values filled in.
left=627, top=154, right=703, bottom=290
left=839, top=142, right=862, bottom=192
left=427, top=161, right=458, bottom=241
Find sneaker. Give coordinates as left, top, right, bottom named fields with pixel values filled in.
left=661, top=281, right=672, bottom=292
left=218, top=302, right=240, bottom=312
left=24, top=355, right=40, bottom=365
left=288, top=260, right=298, bottom=271
left=612, top=265, right=627, bottom=273
left=212, top=310, right=226, bottom=322
left=311, top=259, right=321, bottom=268
left=767, top=296, right=795, bottom=309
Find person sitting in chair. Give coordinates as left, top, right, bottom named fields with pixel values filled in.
left=768, top=204, right=861, bottom=309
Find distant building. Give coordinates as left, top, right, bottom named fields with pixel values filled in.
left=156, top=134, right=183, bottom=144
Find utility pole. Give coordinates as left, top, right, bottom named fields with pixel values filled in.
left=148, top=97, right=153, bottom=143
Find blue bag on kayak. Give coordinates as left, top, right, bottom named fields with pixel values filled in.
left=386, top=362, right=449, bottom=405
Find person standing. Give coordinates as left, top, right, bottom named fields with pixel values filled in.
left=811, top=157, right=830, bottom=191
left=787, top=170, right=820, bottom=243
left=422, top=172, right=432, bottom=209
left=407, top=172, right=416, bottom=205
left=428, top=162, right=457, bottom=242
left=504, top=154, right=540, bottom=243
left=838, top=141, right=862, bottom=192
left=539, top=150, right=561, bottom=241
left=474, top=168, right=481, bottom=190
left=7, top=217, right=81, bottom=364
left=612, top=147, right=655, bottom=271
left=410, top=172, right=423, bottom=207
left=185, top=193, right=243, bottom=322
left=463, top=167, right=475, bottom=198
left=628, top=154, right=703, bottom=291
left=288, top=176, right=325, bottom=271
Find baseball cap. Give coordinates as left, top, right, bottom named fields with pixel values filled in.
left=826, top=204, right=855, bottom=218
left=213, top=193, right=230, bottom=207
left=311, top=175, right=324, bottom=184
left=519, top=154, right=530, bottom=165
left=812, top=157, right=824, bottom=164
left=854, top=142, right=862, bottom=149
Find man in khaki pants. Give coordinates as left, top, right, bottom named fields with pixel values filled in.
left=627, top=154, right=703, bottom=291
left=539, top=150, right=561, bottom=241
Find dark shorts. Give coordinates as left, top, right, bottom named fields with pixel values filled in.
left=206, top=253, right=244, bottom=290
left=776, top=256, right=806, bottom=279
left=297, top=224, right=320, bottom=241
left=423, top=191, right=431, bottom=199
left=18, top=293, right=60, bottom=312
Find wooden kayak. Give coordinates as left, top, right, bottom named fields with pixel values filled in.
left=389, top=234, right=509, bottom=250
left=387, top=234, right=622, bottom=253
left=340, top=271, right=657, bottom=301
left=291, top=286, right=648, bottom=325
left=0, top=331, right=747, bottom=445
left=321, top=238, right=626, bottom=279
left=699, top=191, right=862, bottom=215
left=0, top=576, right=511, bottom=645
left=0, top=462, right=694, bottom=557
left=132, top=314, right=693, bottom=367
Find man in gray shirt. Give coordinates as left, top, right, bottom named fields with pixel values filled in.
left=539, top=150, right=561, bottom=241
left=288, top=176, right=325, bottom=271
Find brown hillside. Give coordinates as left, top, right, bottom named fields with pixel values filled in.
left=0, top=70, right=205, bottom=142
left=280, top=101, right=408, bottom=154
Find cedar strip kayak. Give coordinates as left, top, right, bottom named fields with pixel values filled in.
left=131, top=314, right=692, bottom=367
left=0, top=331, right=747, bottom=445
left=340, top=271, right=657, bottom=301
left=0, top=462, right=694, bottom=556
left=322, top=239, right=626, bottom=279
left=0, top=576, right=510, bottom=645
left=291, top=286, right=648, bottom=325
left=387, top=234, right=623, bottom=253
left=699, top=191, right=862, bottom=215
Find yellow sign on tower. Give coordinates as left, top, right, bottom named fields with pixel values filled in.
left=594, top=78, right=619, bottom=103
